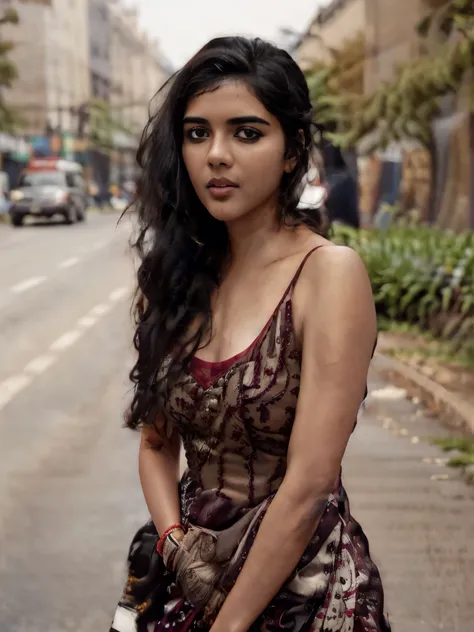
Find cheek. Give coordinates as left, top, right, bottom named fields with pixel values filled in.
left=182, top=145, right=201, bottom=184
left=242, top=143, right=286, bottom=189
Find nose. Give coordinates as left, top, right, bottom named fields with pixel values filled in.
left=207, top=133, right=233, bottom=168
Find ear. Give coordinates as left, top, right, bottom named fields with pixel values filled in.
left=283, top=129, right=305, bottom=173
left=283, top=157, right=296, bottom=174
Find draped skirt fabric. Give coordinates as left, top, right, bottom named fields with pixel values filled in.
left=110, top=479, right=390, bottom=632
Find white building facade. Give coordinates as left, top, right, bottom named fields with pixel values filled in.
left=2, top=0, right=90, bottom=138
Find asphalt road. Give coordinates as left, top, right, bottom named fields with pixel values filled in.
left=0, top=212, right=473, bottom=631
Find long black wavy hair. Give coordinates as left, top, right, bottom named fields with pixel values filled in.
left=126, top=36, right=324, bottom=433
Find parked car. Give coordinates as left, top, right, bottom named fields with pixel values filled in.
left=9, top=158, right=88, bottom=227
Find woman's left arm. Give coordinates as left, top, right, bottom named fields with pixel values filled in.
left=210, top=246, right=377, bottom=632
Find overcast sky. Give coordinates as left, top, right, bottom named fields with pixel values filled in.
left=123, top=0, right=330, bottom=69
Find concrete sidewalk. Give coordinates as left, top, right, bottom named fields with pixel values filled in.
left=346, top=363, right=474, bottom=631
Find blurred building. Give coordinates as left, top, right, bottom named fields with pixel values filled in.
left=1, top=0, right=169, bottom=187
left=109, top=2, right=168, bottom=135
left=89, top=0, right=111, bottom=102
left=293, top=0, right=426, bottom=89
left=294, top=0, right=366, bottom=70
left=364, top=0, right=426, bottom=93
left=108, top=1, right=169, bottom=184
left=2, top=0, right=90, bottom=143
left=296, top=0, right=473, bottom=230
left=88, top=0, right=112, bottom=191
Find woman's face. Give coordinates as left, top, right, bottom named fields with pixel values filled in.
left=182, top=80, right=292, bottom=224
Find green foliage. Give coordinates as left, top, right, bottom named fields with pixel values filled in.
left=0, top=9, right=19, bottom=26
left=332, top=224, right=474, bottom=349
left=303, top=0, right=474, bottom=154
left=0, top=7, right=21, bottom=132
left=325, top=0, right=474, bottom=151
left=430, top=437, right=474, bottom=453
left=447, top=453, right=474, bottom=467
left=429, top=436, right=474, bottom=467
left=0, top=103, right=21, bottom=132
left=0, top=46, right=17, bottom=86
left=304, top=31, right=365, bottom=135
left=417, top=0, right=474, bottom=41
left=304, top=4, right=473, bottom=153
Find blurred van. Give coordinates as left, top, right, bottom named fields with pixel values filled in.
left=9, top=158, right=88, bottom=227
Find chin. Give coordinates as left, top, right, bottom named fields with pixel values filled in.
left=205, top=202, right=249, bottom=223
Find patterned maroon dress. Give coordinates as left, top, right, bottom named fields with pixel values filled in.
left=111, top=248, right=391, bottom=632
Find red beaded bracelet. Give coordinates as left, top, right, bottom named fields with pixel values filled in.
left=156, top=523, right=184, bottom=556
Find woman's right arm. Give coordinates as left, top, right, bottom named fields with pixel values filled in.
left=139, top=420, right=225, bottom=609
left=139, top=419, right=182, bottom=537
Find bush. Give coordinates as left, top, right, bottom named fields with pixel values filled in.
left=332, top=224, right=474, bottom=349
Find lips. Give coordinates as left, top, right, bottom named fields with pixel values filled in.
left=207, top=177, right=238, bottom=188
left=206, top=177, right=239, bottom=199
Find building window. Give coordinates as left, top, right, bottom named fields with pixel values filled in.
left=92, top=74, right=100, bottom=99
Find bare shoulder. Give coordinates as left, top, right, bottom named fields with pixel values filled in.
left=294, top=244, right=375, bottom=335
left=301, top=244, right=370, bottom=292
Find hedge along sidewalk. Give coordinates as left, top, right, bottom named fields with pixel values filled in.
left=374, top=333, right=474, bottom=436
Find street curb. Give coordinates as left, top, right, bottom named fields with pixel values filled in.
left=373, top=353, right=474, bottom=485
left=373, top=352, right=474, bottom=436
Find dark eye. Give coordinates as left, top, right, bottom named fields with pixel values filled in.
left=236, top=128, right=262, bottom=142
left=186, top=127, right=209, bottom=141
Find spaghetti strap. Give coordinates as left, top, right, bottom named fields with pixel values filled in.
left=190, top=244, right=329, bottom=385
left=290, top=244, right=327, bottom=289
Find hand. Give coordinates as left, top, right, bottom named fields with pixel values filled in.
left=161, top=527, right=185, bottom=569
left=164, top=525, right=228, bottom=611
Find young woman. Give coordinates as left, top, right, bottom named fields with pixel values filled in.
left=111, top=36, right=390, bottom=632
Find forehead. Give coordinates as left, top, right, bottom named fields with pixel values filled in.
left=184, top=80, right=274, bottom=121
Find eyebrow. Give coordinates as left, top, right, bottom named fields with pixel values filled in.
left=183, top=115, right=271, bottom=126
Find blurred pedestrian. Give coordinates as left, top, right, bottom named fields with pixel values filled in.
left=322, top=142, right=360, bottom=229
left=111, top=36, right=390, bottom=632
left=88, top=180, right=100, bottom=206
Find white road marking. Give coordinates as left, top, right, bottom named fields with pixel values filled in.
left=58, top=257, right=80, bottom=269
left=109, top=287, right=128, bottom=302
left=0, top=284, right=131, bottom=412
left=24, top=354, right=56, bottom=375
left=77, top=315, right=98, bottom=329
left=10, top=276, right=47, bottom=294
left=90, top=303, right=111, bottom=316
left=0, top=374, right=33, bottom=411
left=49, top=329, right=83, bottom=352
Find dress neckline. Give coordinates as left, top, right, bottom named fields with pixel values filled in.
left=189, top=245, right=325, bottom=389
left=191, top=245, right=324, bottom=367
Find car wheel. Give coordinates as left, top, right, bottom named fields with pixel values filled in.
left=11, top=213, right=24, bottom=227
left=76, top=206, right=85, bottom=222
left=65, top=205, right=76, bottom=225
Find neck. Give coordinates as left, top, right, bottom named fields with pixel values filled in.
left=226, top=197, right=285, bottom=267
